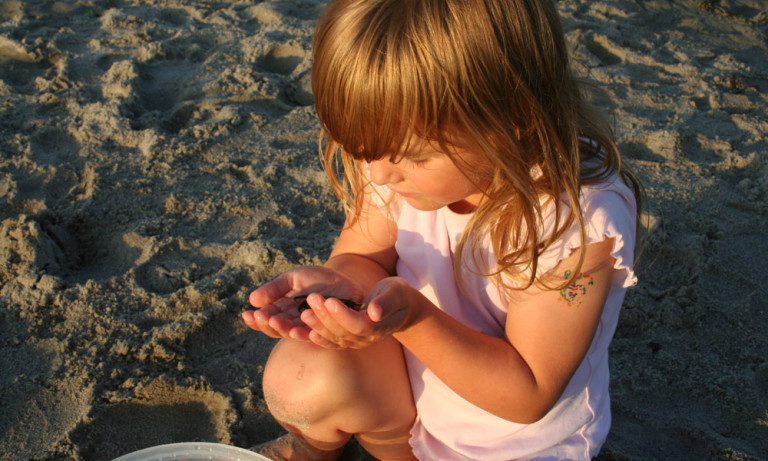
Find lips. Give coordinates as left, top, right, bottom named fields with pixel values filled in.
left=392, top=189, right=416, bottom=198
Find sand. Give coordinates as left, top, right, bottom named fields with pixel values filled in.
left=0, top=0, right=766, bottom=460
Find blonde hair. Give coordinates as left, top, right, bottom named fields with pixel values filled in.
left=312, top=0, right=643, bottom=290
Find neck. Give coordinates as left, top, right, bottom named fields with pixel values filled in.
left=448, top=191, right=485, bottom=214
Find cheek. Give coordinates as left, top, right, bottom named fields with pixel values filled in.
left=429, top=174, right=473, bottom=198
left=414, top=172, right=450, bottom=192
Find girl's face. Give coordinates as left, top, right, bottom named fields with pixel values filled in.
left=368, top=136, right=487, bottom=214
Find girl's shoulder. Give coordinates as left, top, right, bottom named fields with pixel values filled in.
left=540, top=175, right=638, bottom=288
left=581, top=173, right=637, bottom=215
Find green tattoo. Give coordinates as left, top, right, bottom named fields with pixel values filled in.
left=559, top=270, right=595, bottom=305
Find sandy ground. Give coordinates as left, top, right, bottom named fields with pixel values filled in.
left=0, top=0, right=766, bottom=460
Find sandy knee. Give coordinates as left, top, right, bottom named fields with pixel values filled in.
left=262, top=340, right=327, bottom=432
left=262, top=338, right=413, bottom=438
left=262, top=340, right=366, bottom=437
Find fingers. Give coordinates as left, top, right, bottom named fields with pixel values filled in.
left=248, top=266, right=359, bottom=308
left=241, top=310, right=280, bottom=338
left=307, top=329, right=343, bottom=349
left=248, top=273, right=294, bottom=308
left=303, top=295, right=379, bottom=349
left=243, top=294, right=313, bottom=340
left=245, top=269, right=323, bottom=340
left=242, top=309, right=313, bottom=341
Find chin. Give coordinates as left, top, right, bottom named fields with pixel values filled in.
left=402, top=197, right=442, bottom=211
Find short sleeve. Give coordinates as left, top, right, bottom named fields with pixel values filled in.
left=536, top=179, right=638, bottom=288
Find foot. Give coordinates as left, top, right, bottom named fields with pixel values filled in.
left=251, top=433, right=344, bottom=461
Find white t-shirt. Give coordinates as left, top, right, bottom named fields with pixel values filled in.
left=373, top=174, right=637, bottom=460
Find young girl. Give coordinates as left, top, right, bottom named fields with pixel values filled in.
left=242, top=0, right=642, bottom=459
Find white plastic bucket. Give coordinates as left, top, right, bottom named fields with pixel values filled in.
left=111, top=442, right=272, bottom=461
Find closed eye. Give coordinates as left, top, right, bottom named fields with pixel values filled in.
left=408, top=157, right=431, bottom=166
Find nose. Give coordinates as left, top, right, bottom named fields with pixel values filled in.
left=369, top=159, right=402, bottom=186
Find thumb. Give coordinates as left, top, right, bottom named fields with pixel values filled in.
left=248, top=274, right=293, bottom=308
left=365, top=277, right=409, bottom=322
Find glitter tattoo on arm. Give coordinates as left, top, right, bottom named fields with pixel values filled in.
left=559, top=270, right=595, bottom=306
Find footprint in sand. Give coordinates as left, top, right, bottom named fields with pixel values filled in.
left=259, top=43, right=314, bottom=106
left=30, top=127, right=82, bottom=167
left=134, top=239, right=223, bottom=295
left=26, top=127, right=99, bottom=204
left=2, top=214, right=167, bottom=286
left=128, top=58, right=203, bottom=133
left=0, top=339, right=93, bottom=460
left=585, top=33, right=624, bottom=66
left=158, top=7, right=190, bottom=27
left=259, top=43, right=305, bottom=76
left=0, top=37, right=50, bottom=93
left=71, top=377, right=234, bottom=459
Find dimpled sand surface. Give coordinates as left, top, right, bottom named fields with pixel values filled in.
left=0, top=1, right=766, bottom=460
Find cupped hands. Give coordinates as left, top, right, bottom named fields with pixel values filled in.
left=242, top=268, right=420, bottom=349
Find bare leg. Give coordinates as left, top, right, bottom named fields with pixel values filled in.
left=252, top=432, right=342, bottom=461
left=255, top=338, right=416, bottom=461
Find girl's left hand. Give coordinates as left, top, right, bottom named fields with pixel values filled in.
left=243, top=265, right=366, bottom=341
left=304, top=277, right=420, bottom=349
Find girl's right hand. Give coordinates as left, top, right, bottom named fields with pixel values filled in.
left=241, top=266, right=366, bottom=341
left=302, top=276, right=426, bottom=349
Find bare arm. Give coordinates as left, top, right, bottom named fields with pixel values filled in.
left=324, top=188, right=399, bottom=291
left=392, top=238, right=617, bottom=423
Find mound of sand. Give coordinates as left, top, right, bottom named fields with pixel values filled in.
left=0, top=1, right=766, bottom=460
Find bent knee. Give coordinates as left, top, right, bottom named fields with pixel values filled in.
left=262, top=339, right=413, bottom=436
left=262, top=340, right=363, bottom=428
left=263, top=340, right=362, bottom=399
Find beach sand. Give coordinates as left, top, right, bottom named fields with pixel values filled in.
left=0, top=1, right=766, bottom=459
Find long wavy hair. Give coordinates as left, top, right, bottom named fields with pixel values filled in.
left=311, top=0, right=643, bottom=290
